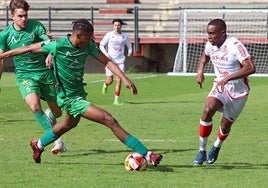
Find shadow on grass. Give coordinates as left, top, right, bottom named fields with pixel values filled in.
left=43, top=148, right=268, bottom=172
left=0, top=119, right=34, bottom=123
left=58, top=148, right=193, bottom=157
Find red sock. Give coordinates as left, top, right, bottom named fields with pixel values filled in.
left=115, top=90, right=120, bottom=96
left=199, top=120, right=213, bottom=137
left=217, top=127, right=229, bottom=141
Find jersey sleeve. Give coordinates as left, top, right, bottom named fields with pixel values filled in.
left=0, top=31, right=8, bottom=51
left=36, top=21, right=50, bottom=41
left=41, top=40, right=56, bottom=55
left=99, top=32, right=110, bottom=57
left=233, top=40, right=250, bottom=63
left=204, top=42, right=211, bottom=56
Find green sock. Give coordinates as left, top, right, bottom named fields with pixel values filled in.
left=124, top=135, right=148, bottom=156
left=34, top=110, right=52, bottom=131
left=40, top=128, right=59, bottom=147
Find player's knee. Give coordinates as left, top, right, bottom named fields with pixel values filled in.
left=103, top=113, right=118, bottom=127
left=29, top=104, right=42, bottom=113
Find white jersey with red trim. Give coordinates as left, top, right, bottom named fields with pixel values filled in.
left=99, top=31, right=132, bottom=64
left=205, top=35, right=251, bottom=99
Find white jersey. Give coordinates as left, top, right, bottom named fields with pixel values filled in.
left=99, top=31, right=132, bottom=64
left=205, top=35, right=251, bottom=99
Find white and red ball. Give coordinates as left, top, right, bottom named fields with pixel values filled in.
left=124, top=152, right=147, bottom=171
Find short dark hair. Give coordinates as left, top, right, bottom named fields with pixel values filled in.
left=9, top=0, right=30, bottom=14
left=112, top=19, right=123, bottom=25
left=72, top=19, right=94, bottom=33
left=208, top=19, right=226, bottom=31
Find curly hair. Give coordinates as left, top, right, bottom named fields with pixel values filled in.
left=72, top=19, right=94, bottom=33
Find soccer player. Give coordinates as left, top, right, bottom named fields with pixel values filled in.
left=193, top=19, right=255, bottom=165
left=100, top=19, right=132, bottom=105
left=0, top=19, right=163, bottom=166
left=0, top=0, right=66, bottom=154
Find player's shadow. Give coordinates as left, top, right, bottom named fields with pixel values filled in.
left=45, top=148, right=268, bottom=172
left=58, top=148, right=194, bottom=158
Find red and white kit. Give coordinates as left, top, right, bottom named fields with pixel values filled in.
left=205, top=35, right=251, bottom=121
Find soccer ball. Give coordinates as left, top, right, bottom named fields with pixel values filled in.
left=124, top=152, right=147, bottom=171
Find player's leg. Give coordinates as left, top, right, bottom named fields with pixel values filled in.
left=46, top=102, right=67, bottom=154
left=207, top=96, right=247, bottom=164
left=113, top=63, right=124, bottom=105
left=207, top=117, right=232, bottom=164
left=23, top=93, right=53, bottom=130
left=17, top=75, right=54, bottom=131
left=82, top=104, right=162, bottom=166
left=41, top=73, right=67, bottom=154
left=30, top=113, right=80, bottom=163
left=193, top=97, right=222, bottom=165
left=113, top=76, right=122, bottom=105
left=102, top=67, right=113, bottom=95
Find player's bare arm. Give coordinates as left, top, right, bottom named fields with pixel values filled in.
left=0, top=42, right=43, bottom=60
left=196, top=53, right=210, bottom=88
left=216, top=57, right=256, bottom=92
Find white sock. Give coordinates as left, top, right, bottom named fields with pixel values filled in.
left=213, top=138, right=223, bottom=148
left=199, top=136, right=208, bottom=151
left=55, top=138, right=62, bottom=144
left=37, top=139, right=44, bottom=149
left=145, top=151, right=152, bottom=161
left=114, top=95, right=119, bottom=102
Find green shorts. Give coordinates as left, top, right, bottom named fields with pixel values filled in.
left=16, top=71, right=57, bottom=102
left=57, top=95, right=91, bottom=117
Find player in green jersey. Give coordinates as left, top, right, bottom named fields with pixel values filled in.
left=0, top=0, right=66, bottom=154
left=0, top=19, right=163, bottom=166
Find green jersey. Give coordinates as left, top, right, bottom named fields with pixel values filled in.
left=0, top=19, right=50, bottom=75
left=41, top=36, right=101, bottom=97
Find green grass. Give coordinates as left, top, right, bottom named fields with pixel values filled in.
left=0, top=73, right=267, bottom=188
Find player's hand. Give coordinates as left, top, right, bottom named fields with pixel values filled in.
left=196, top=72, right=204, bottom=88
left=128, top=82, right=138, bottom=95
left=216, top=79, right=228, bottom=93
left=124, top=80, right=138, bottom=95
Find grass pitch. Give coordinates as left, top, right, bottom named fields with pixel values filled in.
left=0, top=73, right=267, bottom=188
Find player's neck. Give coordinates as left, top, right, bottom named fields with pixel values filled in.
left=114, top=30, right=122, bottom=35
left=13, top=23, right=24, bottom=31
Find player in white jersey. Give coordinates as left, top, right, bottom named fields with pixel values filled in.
left=100, top=19, right=132, bottom=105
left=193, top=19, right=255, bottom=165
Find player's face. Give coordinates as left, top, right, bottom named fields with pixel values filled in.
left=206, top=24, right=225, bottom=47
left=77, top=32, right=93, bottom=49
left=11, top=8, right=28, bottom=30
left=113, top=22, right=122, bottom=33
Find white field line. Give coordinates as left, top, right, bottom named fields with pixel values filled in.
left=89, top=74, right=157, bottom=83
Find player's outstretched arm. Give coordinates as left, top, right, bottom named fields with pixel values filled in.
left=0, top=42, right=43, bottom=60
left=95, top=53, right=138, bottom=95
